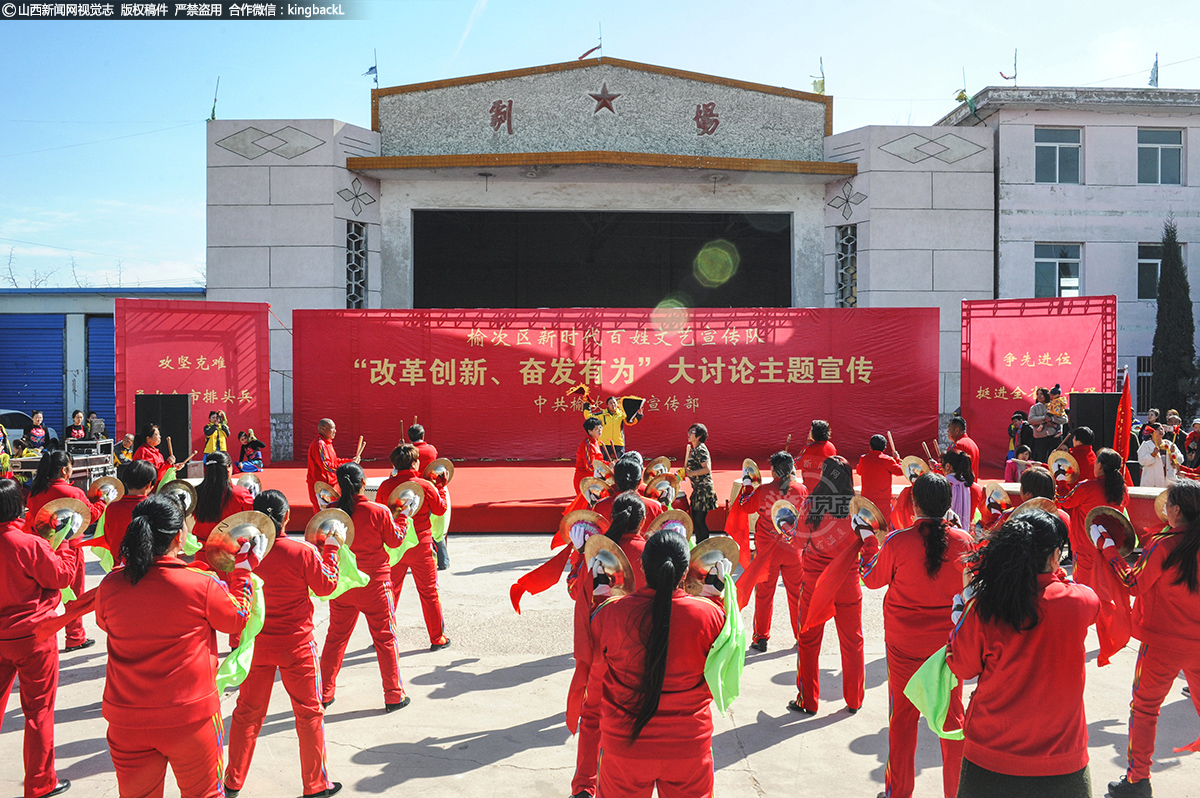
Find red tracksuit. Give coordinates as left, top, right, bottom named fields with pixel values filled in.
left=414, top=441, right=438, bottom=474
left=574, top=438, right=605, bottom=495
left=305, top=437, right=351, bottom=510
left=946, top=571, right=1099, bottom=777
left=380, top=469, right=449, bottom=646
left=798, top=440, right=837, bottom=493
left=594, top=492, right=664, bottom=530
left=1068, top=444, right=1096, bottom=481
left=1102, top=532, right=1200, bottom=783
left=797, top=515, right=864, bottom=713
left=571, top=531, right=648, bottom=797
left=891, top=486, right=916, bottom=531
left=226, top=537, right=339, bottom=795
left=740, top=478, right=809, bottom=643
left=26, top=479, right=105, bottom=648
left=0, top=520, right=81, bottom=798
left=190, top=485, right=255, bottom=567
left=860, top=522, right=974, bottom=798
left=1058, top=479, right=1124, bottom=588
left=133, top=445, right=173, bottom=482
left=856, top=451, right=902, bottom=521
left=319, top=499, right=407, bottom=706
left=100, top=494, right=150, bottom=566
left=950, top=435, right=980, bottom=479
left=95, top=557, right=253, bottom=798
left=586, top=587, right=724, bottom=798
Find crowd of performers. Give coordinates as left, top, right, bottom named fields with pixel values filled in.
left=3, top=399, right=1200, bottom=798
left=1, top=416, right=455, bottom=798
left=529, top=408, right=1200, bottom=798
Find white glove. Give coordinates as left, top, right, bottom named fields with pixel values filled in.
left=234, top=534, right=269, bottom=571
left=1089, top=523, right=1115, bottom=549
left=99, top=485, right=118, bottom=504
left=702, top=557, right=733, bottom=596
left=742, top=476, right=752, bottom=486
left=569, top=522, right=591, bottom=550
left=322, top=521, right=345, bottom=552
left=951, top=594, right=965, bottom=626
left=857, top=522, right=875, bottom=542
left=590, top=556, right=611, bottom=597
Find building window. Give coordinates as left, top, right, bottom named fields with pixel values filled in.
left=1138, top=244, right=1162, bottom=300
left=1035, top=128, right=1081, bottom=184
left=346, top=221, right=366, bottom=309
left=1034, top=243, right=1081, bottom=298
left=835, top=224, right=857, bottom=308
left=1136, top=356, right=1154, bottom=414
left=1138, top=129, right=1183, bottom=185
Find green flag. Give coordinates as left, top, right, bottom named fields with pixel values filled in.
left=93, top=511, right=115, bottom=573
left=385, top=517, right=419, bottom=567
left=156, top=467, right=177, bottom=492
left=181, top=526, right=203, bottom=556
left=216, top=574, right=265, bottom=692
left=61, top=586, right=77, bottom=603
left=703, top=575, right=748, bottom=715
left=430, top=497, right=451, bottom=543
left=902, top=645, right=965, bottom=740
left=315, top=546, right=370, bottom=602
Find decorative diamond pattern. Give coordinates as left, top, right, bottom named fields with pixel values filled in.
left=827, top=182, right=867, bottom=220
left=879, top=132, right=984, bottom=164
left=216, top=126, right=327, bottom=160
left=337, top=178, right=376, bottom=216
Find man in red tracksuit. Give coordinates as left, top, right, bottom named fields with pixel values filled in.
left=225, top=501, right=341, bottom=798
left=739, top=452, right=809, bottom=652
left=1063, top=426, right=1097, bottom=482
left=797, top=420, right=837, bottom=493
left=1, top=479, right=81, bottom=798
left=380, top=445, right=450, bottom=650
left=406, top=424, right=438, bottom=474
left=306, top=419, right=357, bottom=510
left=856, top=435, right=903, bottom=521
left=947, top=417, right=980, bottom=479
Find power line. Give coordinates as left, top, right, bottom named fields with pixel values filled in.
left=0, top=236, right=202, bottom=267
left=0, top=121, right=203, bottom=158
left=1081, top=53, right=1200, bottom=86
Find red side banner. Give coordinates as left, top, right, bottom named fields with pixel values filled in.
left=293, top=308, right=939, bottom=462
left=114, top=299, right=272, bottom=461
left=961, top=296, right=1117, bottom=470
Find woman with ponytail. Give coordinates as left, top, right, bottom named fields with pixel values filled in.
left=95, top=493, right=264, bottom=798
left=0, top=478, right=81, bottom=798
left=225, top=490, right=342, bottom=798
left=1099, top=478, right=1200, bottom=798
left=586, top=529, right=727, bottom=796
left=26, top=450, right=110, bottom=651
left=859, top=473, right=973, bottom=798
left=131, top=423, right=175, bottom=482
left=1057, top=448, right=1127, bottom=588
left=794, top=455, right=864, bottom=715
left=737, top=450, right=809, bottom=653
left=191, top=450, right=255, bottom=567
left=946, top=510, right=1099, bottom=797
left=318, top=462, right=410, bottom=713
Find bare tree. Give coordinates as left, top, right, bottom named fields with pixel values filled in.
left=69, top=256, right=91, bottom=288
left=28, top=265, right=60, bottom=289
left=2, top=247, right=17, bottom=288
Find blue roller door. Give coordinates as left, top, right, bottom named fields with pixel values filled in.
left=0, top=314, right=65, bottom=432
left=87, top=316, right=116, bottom=434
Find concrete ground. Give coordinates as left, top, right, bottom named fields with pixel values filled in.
left=3, top=535, right=1198, bottom=798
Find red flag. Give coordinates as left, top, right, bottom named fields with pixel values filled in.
left=800, top=542, right=862, bottom=633
left=578, top=44, right=601, bottom=60
left=1091, top=549, right=1132, bottom=666
left=509, top=545, right=573, bottom=614
left=723, top=499, right=753, bottom=569
left=1114, top=374, right=1134, bottom=486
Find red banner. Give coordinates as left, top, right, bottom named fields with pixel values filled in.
left=115, top=299, right=272, bottom=462
left=961, top=297, right=1117, bottom=470
left=293, top=308, right=939, bottom=462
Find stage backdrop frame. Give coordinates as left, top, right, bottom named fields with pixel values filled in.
left=293, top=307, right=940, bottom=464
left=115, top=299, right=271, bottom=462
left=961, top=296, right=1117, bottom=470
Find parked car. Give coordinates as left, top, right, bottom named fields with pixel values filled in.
left=0, top=409, right=59, bottom=453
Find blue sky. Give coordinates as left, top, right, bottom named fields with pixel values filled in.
left=2, top=0, right=1199, bottom=288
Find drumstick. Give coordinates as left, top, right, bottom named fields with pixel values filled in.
left=177, top=450, right=198, bottom=468
left=921, top=441, right=932, bottom=461
left=932, top=438, right=942, bottom=457
left=887, top=431, right=900, bottom=460
left=356, top=435, right=365, bottom=458
left=167, top=436, right=174, bottom=458
left=785, top=432, right=792, bottom=453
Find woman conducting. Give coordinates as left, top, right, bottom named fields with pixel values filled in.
left=585, top=529, right=729, bottom=796
left=1099, top=478, right=1200, bottom=798
left=94, top=493, right=264, bottom=798
left=946, top=510, right=1099, bottom=797
left=682, top=423, right=718, bottom=543
left=131, top=424, right=176, bottom=482
left=318, top=462, right=410, bottom=712
left=224, top=490, right=342, bottom=798
left=859, top=473, right=973, bottom=798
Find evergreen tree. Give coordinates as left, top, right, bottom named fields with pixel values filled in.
left=1150, top=217, right=1197, bottom=419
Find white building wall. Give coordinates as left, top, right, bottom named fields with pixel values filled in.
left=824, top=125, right=995, bottom=416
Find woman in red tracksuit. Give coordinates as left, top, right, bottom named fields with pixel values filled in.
left=1057, top=448, right=1126, bottom=589
left=859, top=473, right=973, bottom=798
left=0, top=478, right=81, bottom=798
left=738, top=451, right=809, bottom=653
left=585, top=528, right=728, bottom=797
left=793, top=456, right=865, bottom=715
left=947, top=509, right=1099, bottom=797
left=99, top=461, right=157, bottom=567
left=1099, top=478, right=1200, bottom=798
left=131, top=424, right=176, bottom=482
left=225, top=490, right=341, bottom=798
left=26, top=450, right=109, bottom=652
left=570, top=493, right=648, bottom=798
left=95, top=493, right=263, bottom=798
left=379, top=444, right=450, bottom=650
left=191, top=451, right=255, bottom=568
left=319, top=462, right=410, bottom=712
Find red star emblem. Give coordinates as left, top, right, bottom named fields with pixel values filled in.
left=588, top=83, right=621, bottom=114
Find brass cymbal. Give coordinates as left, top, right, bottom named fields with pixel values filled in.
left=313, top=481, right=339, bottom=510
left=578, top=477, right=610, bottom=507
left=305, top=508, right=355, bottom=549
left=1047, top=451, right=1081, bottom=485
left=423, top=458, right=455, bottom=487
left=560, top=509, right=608, bottom=550
left=582, top=533, right=636, bottom=597
left=1084, top=505, right=1138, bottom=559
left=159, top=480, right=198, bottom=517
left=31, top=498, right=90, bottom=549
left=849, top=495, right=888, bottom=545
left=234, top=472, right=263, bottom=497
left=646, top=508, right=693, bottom=540
left=205, top=511, right=277, bottom=572
left=88, top=476, right=125, bottom=504
left=683, top=536, right=740, bottom=596
left=386, top=481, right=425, bottom=521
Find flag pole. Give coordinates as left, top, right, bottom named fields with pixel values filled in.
left=373, top=48, right=378, bottom=88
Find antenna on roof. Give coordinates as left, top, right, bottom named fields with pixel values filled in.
left=999, top=49, right=1017, bottom=86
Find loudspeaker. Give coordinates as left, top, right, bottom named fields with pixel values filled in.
left=134, top=394, right=192, bottom=461
left=1068, top=393, right=1122, bottom=449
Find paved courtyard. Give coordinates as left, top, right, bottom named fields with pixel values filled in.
left=3, top=535, right=1198, bottom=798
